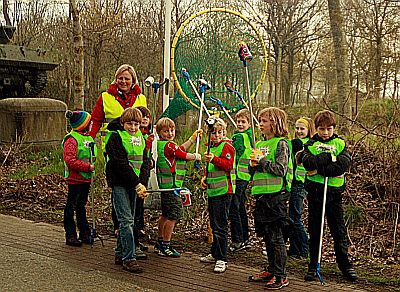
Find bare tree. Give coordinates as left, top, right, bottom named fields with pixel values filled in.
left=70, top=0, right=84, bottom=110
left=327, top=0, right=351, bottom=132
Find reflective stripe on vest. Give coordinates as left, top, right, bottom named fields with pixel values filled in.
left=306, top=138, right=346, bottom=187
left=206, top=141, right=236, bottom=197
left=233, top=132, right=252, bottom=181
left=62, top=131, right=97, bottom=180
left=251, top=137, right=293, bottom=195
left=100, top=91, right=147, bottom=135
left=156, top=140, right=187, bottom=188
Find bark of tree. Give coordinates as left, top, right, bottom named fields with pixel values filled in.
left=3, top=0, right=11, bottom=26
left=327, top=0, right=351, bottom=132
left=70, top=0, right=85, bottom=110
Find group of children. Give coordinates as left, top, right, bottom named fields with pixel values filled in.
left=62, top=104, right=357, bottom=289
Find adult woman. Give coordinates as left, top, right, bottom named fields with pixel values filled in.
left=89, top=64, right=147, bottom=138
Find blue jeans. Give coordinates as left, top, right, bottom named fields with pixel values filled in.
left=64, top=183, right=90, bottom=238
left=208, top=194, right=232, bottom=262
left=113, top=185, right=137, bottom=263
left=229, top=180, right=249, bottom=243
left=288, top=181, right=309, bottom=256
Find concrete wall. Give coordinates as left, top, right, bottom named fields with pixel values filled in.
left=0, top=98, right=67, bottom=151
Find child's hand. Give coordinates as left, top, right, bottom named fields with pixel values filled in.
left=146, top=133, right=155, bottom=143
left=200, top=176, right=207, bottom=189
left=190, top=129, right=203, bottom=142
left=193, top=153, right=202, bottom=161
left=135, top=183, right=148, bottom=199
left=204, top=152, right=214, bottom=163
left=89, top=164, right=95, bottom=172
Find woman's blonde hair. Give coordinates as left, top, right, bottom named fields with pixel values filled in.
left=120, top=108, right=142, bottom=124
left=114, top=64, right=138, bottom=85
left=156, top=117, right=175, bottom=135
left=258, top=107, right=289, bottom=138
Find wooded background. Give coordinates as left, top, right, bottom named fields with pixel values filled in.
left=2, top=0, right=399, bottom=118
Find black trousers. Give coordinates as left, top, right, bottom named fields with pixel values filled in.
left=306, top=182, right=352, bottom=271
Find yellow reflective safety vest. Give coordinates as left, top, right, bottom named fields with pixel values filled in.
left=232, top=132, right=252, bottom=181
left=251, top=137, right=293, bottom=195
left=206, top=141, right=236, bottom=197
left=306, top=138, right=346, bottom=187
left=100, top=91, right=147, bottom=135
left=62, top=131, right=97, bottom=180
left=294, top=137, right=308, bottom=183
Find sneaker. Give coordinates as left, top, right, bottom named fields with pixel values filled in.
left=249, top=270, right=274, bottom=282
left=214, top=260, right=227, bottom=273
left=135, top=247, right=148, bottom=260
left=304, top=269, right=317, bottom=281
left=115, top=255, right=123, bottom=265
left=122, top=260, right=143, bottom=273
left=229, top=242, right=245, bottom=252
left=66, top=236, right=82, bottom=247
left=342, top=267, right=358, bottom=282
left=264, top=276, right=289, bottom=290
left=200, top=254, right=215, bottom=263
left=158, top=244, right=181, bottom=257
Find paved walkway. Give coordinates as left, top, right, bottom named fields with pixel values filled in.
left=0, top=214, right=365, bottom=291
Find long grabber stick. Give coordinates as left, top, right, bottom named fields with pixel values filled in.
left=316, top=176, right=329, bottom=285
left=239, top=42, right=256, bottom=149
left=224, top=80, right=259, bottom=126
left=181, top=68, right=211, bottom=119
left=209, top=96, right=237, bottom=127
left=182, top=68, right=211, bottom=169
left=88, top=142, right=104, bottom=247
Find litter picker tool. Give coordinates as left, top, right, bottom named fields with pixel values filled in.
left=316, top=176, right=329, bottom=285
left=146, top=187, right=192, bottom=207
left=192, top=78, right=212, bottom=168
left=238, top=41, right=256, bottom=149
left=181, top=68, right=211, bottom=118
left=144, top=76, right=168, bottom=133
left=209, top=96, right=237, bottom=127
left=224, top=80, right=259, bottom=126
left=88, top=142, right=104, bottom=247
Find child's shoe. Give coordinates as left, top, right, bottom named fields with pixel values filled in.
left=200, top=254, right=215, bottom=263
left=304, top=269, right=317, bottom=281
left=229, top=242, right=245, bottom=252
left=158, top=244, right=181, bottom=257
left=66, top=236, right=82, bottom=247
left=249, top=270, right=274, bottom=282
left=264, top=276, right=289, bottom=290
left=135, top=246, right=148, bottom=260
left=122, top=260, right=143, bottom=273
left=213, top=260, right=227, bottom=273
left=341, top=267, right=358, bottom=282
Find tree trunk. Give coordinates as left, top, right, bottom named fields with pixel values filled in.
left=70, top=0, right=85, bottom=110
left=327, top=0, right=351, bottom=133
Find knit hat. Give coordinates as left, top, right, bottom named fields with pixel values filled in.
left=65, top=110, right=91, bottom=131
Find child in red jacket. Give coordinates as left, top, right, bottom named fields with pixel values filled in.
left=62, top=110, right=97, bottom=246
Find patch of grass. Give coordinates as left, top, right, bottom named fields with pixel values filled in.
left=344, top=204, right=365, bottom=226
left=8, top=148, right=64, bottom=180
